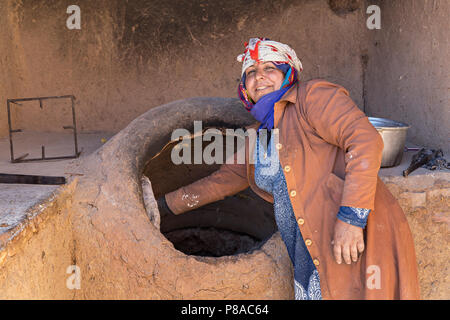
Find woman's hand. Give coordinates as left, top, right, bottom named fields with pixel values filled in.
left=331, top=219, right=365, bottom=264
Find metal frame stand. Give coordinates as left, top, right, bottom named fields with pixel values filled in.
left=6, top=95, right=81, bottom=163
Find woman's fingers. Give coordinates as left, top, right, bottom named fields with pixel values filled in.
left=333, top=243, right=342, bottom=264
left=351, top=243, right=358, bottom=262
left=332, top=219, right=365, bottom=265
left=342, top=244, right=351, bottom=264
left=357, top=240, right=365, bottom=254
left=333, top=242, right=352, bottom=265
left=333, top=240, right=365, bottom=265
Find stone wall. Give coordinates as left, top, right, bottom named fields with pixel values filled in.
left=383, top=173, right=450, bottom=300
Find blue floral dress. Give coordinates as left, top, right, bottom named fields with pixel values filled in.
left=253, top=132, right=370, bottom=300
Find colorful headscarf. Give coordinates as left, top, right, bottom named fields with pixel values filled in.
left=236, top=37, right=303, bottom=77
left=236, top=38, right=303, bottom=130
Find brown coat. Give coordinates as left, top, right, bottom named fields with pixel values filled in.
left=166, top=79, right=420, bottom=300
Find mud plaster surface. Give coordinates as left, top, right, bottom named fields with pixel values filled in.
left=0, top=0, right=367, bottom=137
left=0, top=132, right=114, bottom=235
left=0, top=97, right=448, bottom=299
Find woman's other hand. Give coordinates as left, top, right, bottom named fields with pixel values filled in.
left=331, top=219, right=365, bottom=264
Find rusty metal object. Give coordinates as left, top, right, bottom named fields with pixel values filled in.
left=404, top=147, right=421, bottom=152
left=0, top=173, right=66, bottom=185
left=6, top=95, right=81, bottom=163
left=402, top=148, right=446, bottom=177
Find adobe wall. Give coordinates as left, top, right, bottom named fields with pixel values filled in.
left=0, top=183, right=75, bottom=299
left=0, top=0, right=367, bottom=137
left=365, top=0, right=450, bottom=155
left=383, top=174, right=450, bottom=300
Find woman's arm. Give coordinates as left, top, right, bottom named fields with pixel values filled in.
left=164, top=152, right=249, bottom=215
left=302, top=80, right=384, bottom=264
left=303, top=80, right=384, bottom=210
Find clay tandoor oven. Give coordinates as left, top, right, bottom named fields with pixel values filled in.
left=66, top=97, right=294, bottom=299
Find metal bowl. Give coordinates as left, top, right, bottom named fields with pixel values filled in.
left=369, top=117, right=410, bottom=168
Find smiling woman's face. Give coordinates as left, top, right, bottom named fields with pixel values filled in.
left=244, top=62, right=285, bottom=102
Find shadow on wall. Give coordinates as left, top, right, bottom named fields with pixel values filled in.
left=328, top=0, right=361, bottom=15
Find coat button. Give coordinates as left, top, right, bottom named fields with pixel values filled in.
left=297, top=218, right=305, bottom=225
left=305, top=239, right=312, bottom=246
left=313, top=259, right=320, bottom=266
left=275, top=143, right=283, bottom=150
left=290, top=190, right=297, bottom=197
left=284, top=165, right=291, bottom=172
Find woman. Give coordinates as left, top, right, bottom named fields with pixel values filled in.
left=157, top=38, right=420, bottom=300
